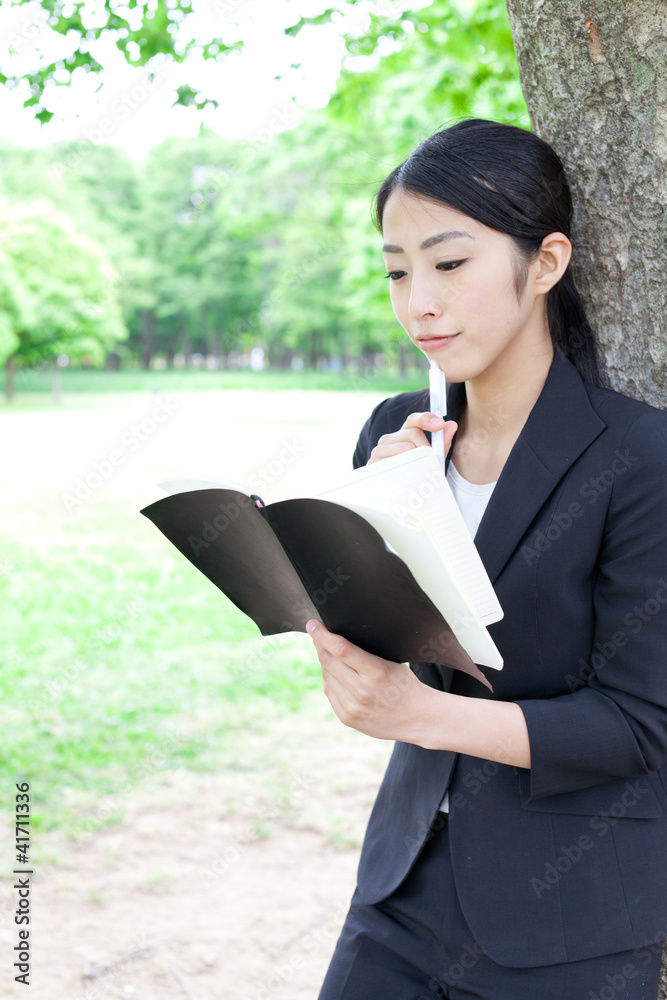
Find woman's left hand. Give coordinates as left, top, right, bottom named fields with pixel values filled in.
left=306, top=618, right=435, bottom=744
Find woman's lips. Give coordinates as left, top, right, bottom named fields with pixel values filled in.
left=417, top=334, right=459, bottom=350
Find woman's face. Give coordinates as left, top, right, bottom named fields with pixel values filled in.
left=381, top=187, right=555, bottom=385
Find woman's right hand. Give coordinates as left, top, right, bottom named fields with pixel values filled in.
left=366, top=413, right=458, bottom=466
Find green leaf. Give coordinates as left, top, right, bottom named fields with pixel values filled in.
left=284, top=9, right=338, bottom=37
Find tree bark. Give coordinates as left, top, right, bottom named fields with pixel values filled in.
left=506, top=0, right=667, bottom=407
left=506, top=3, right=667, bottom=991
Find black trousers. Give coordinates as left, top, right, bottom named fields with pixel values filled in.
left=318, top=814, right=663, bottom=1000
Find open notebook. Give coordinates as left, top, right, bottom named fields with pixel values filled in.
left=143, top=447, right=504, bottom=689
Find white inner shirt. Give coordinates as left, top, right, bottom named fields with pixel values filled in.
left=438, top=460, right=497, bottom=813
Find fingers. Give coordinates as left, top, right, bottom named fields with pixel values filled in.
left=307, top=619, right=373, bottom=676
left=443, top=420, right=458, bottom=456
left=306, top=620, right=391, bottom=680
left=367, top=412, right=458, bottom=466
left=403, top=411, right=449, bottom=433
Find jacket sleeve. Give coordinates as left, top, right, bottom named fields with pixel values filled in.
left=516, top=407, right=667, bottom=800
left=352, top=397, right=391, bottom=470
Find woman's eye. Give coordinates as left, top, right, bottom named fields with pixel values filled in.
left=384, top=260, right=466, bottom=280
left=437, top=259, right=466, bottom=271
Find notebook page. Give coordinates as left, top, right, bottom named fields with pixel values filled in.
left=158, top=474, right=251, bottom=495
left=328, top=502, right=503, bottom=670
left=310, top=449, right=502, bottom=625
left=409, top=501, right=502, bottom=625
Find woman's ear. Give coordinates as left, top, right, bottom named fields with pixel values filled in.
left=534, top=232, right=572, bottom=294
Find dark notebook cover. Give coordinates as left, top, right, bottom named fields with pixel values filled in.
left=141, top=488, right=492, bottom=690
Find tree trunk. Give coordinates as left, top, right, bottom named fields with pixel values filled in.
left=140, top=310, right=156, bottom=370
left=208, top=325, right=221, bottom=367
left=506, top=0, right=667, bottom=407
left=5, top=356, right=15, bottom=402
left=50, top=359, right=62, bottom=403
left=181, top=316, right=192, bottom=368
left=358, top=345, right=373, bottom=375
left=506, top=3, right=667, bottom=990
left=105, top=352, right=121, bottom=371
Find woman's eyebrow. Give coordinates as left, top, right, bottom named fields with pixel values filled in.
left=382, top=230, right=476, bottom=253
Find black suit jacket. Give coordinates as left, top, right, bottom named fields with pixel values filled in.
left=350, top=347, right=667, bottom=967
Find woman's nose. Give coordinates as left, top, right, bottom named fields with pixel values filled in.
left=407, top=279, right=444, bottom=320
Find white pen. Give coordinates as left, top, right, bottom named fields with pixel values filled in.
left=428, top=358, right=447, bottom=473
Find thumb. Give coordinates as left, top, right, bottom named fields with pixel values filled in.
left=444, top=419, right=458, bottom=457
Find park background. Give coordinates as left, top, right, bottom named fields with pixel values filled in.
left=2, top=1, right=666, bottom=997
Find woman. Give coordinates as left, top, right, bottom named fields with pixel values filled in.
left=305, top=119, right=667, bottom=999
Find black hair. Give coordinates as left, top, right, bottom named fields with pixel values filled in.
left=373, top=118, right=601, bottom=386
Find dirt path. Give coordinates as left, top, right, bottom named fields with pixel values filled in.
left=1, top=696, right=392, bottom=999
left=1, top=388, right=394, bottom=999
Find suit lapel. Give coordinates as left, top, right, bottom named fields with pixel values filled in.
left=445, top=349, right=607, bottom=585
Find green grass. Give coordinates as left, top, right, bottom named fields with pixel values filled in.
left=4, top=498, right=323, bottom=839
left=1, top=364, right=429, bottom=407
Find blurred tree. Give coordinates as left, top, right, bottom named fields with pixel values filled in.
left=301, top=0, right=527, bottom=373
left=0, top=0, right=529, bottom=374
left=0, top=198, right=127, bottom=398
left=0, top=248, right=26, bottom=365
left=1, top=0, right=242, bottom=123
left=136, top=133, right=266, bottom=366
